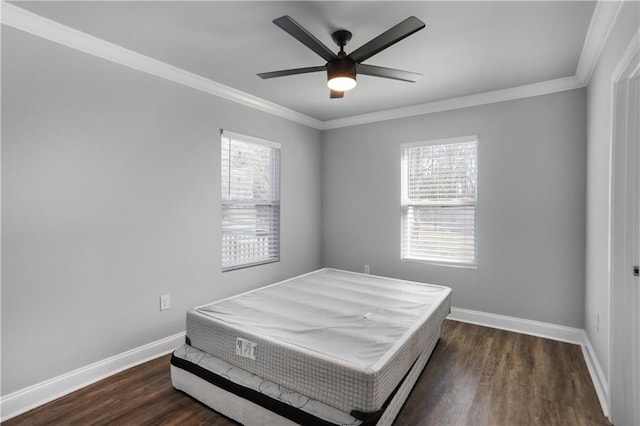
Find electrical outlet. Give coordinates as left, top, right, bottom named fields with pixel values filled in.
left=160, top=294, right=170, bottom=311
left=364, top=264, right=370, bottom=274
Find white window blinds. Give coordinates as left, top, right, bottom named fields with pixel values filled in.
left=401, top=136, right=478, bottom=266
left=221, top=131, right=280, bottom=271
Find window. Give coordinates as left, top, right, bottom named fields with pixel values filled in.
left=221, top=131, right=280, bottom=271
left=401, top=136, right=478, bottom=266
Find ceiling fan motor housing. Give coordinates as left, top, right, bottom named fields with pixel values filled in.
left=327, top=57, right=357, bottom=83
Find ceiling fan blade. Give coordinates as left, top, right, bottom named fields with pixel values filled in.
left=357, top=64, right=422, bottom=82
left=258, top=66, right=326, bottom=79
left=330, top=90, right=344, bottom=99
left=273, top=15, right=338, bottom=62
left=349, top=16, right=425, bottom=63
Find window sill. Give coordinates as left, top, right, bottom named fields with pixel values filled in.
left=401, top=258, right=478, bottom=270
left=222, top=258, right=279, bottom=272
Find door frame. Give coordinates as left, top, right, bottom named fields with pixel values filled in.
left=609, top=31, right=640, bottom=426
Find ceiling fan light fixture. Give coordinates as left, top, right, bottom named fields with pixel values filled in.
left=327, top=59, right=357, bottom=92
left=327, top=76, right=357, bottom=91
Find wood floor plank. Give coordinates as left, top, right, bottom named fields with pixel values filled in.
left=3, top=320, right=609, bottom=426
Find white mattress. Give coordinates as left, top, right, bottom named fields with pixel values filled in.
left=186, top=268, right=451, bottom=414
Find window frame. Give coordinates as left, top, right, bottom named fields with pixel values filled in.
left=221, top=130, right=281, bottom=272
left=400, top=135, right=478, bottom=268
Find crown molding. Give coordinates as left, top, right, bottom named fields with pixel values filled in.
left=0, top=1, right=620, bottom=131
left=0, top=2, right=323, bottom=130
left=575, top=0, right=625, bottom=85
left=320, top=76, right=584, bottom=130
left=611, top=27, right=640, bottom=83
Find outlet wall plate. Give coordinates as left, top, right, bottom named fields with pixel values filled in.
left=160, top=294, right=170, bottom=311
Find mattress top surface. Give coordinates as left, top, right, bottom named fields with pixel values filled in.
left=196, top=268, right=451, bottom=368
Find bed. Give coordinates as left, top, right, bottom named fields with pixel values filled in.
left=171, top=268, right=451, bottom=425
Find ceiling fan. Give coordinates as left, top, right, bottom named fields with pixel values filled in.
left=258, top=15, right=426, bottom=98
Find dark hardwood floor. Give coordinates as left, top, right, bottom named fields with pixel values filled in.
left=3, top=320, right=609, bottom=426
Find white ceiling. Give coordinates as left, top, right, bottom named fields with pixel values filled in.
left=10, top=1, right=596, bottom=122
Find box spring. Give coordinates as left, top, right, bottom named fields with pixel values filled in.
left=171, top=327, right=441, bottom=426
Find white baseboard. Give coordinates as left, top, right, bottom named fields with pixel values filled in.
left=581, top=332, right=610, bottom=420
left=1, top=310, right=611, bottom=422
left=0, top=331, right=185, bottom=422
left=448, top=307, right=585, bottom=344
left=447, top=307, right=610, bottom=420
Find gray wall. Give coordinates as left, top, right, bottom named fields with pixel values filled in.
left=585, top=1, right=639, bottom=387
left=322, top=89, right=587, bottom=328
left=3, top=6, right=619, bottom=400
left=1, top=27, right=322, bottom=395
